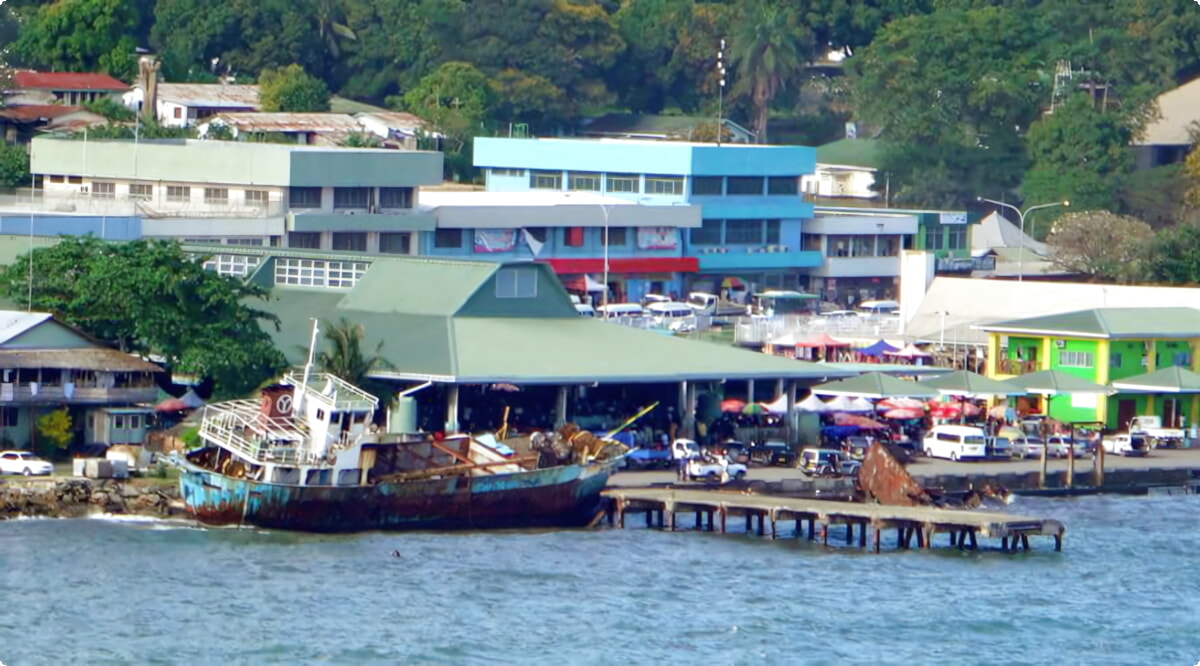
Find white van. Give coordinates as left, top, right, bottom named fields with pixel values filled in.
left=922, top=425, right=988, bottom=461
left=597, top=303, right=646, bottom=319
left=857, top=299, right=900, bottom=317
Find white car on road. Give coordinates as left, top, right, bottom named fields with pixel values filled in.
left=0, top=450, right=53, bottom=476
left=686, top=455, right=747, bottom=482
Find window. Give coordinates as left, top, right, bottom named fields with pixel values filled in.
left=0, top=407, right=17, bottom=427
left=287, top=232, right=322, bottom=249
left=331, top=232, right=367, bottom=252
left=41, top=369, right=61, bottom=387
left=129, top=183, right=153, bottom=200
left=1109, top=353, right=1123, bottom=367
left=203, top=254, right=261, bottom=277
left=530, top=170, right=563, bottom=190
left=274, top=258, right=368, bottom=288
left=801, top=233, right=822, bottom=252
left=877, top=235, right=899, bottom=256
left=173, top=107, right=183, bottom=119
left=947, top=226, right=968, bottom=250
left=226, top=238, right=264, bottom=246
left=204, top=187, right=229, bottom=205
left=92, top=182, right=115, bottom=199
left=491, top=168, right=526, bottom=177
left=379, top=187, right=413, bottom=209
left=727, top=177, right=764, bottom=195
left=49, top=175, right=64, bottom=184
left=767, top=177, right=799, bottom=195
left=434, top=229, right=463, bottom=249
left=563, top=227, right=584, bottom=247
left=166, top=185, right=191, bottom=203
left=378, top=232, right=411, bottom=254
left=645, top=176, right=684, bottom=195
left=606, top=173, right=638, bottom=193
left=692, top=177, right=723, bottom=195
left=130, top=415, right=142, bottom=429
left=245, top=190, right=269, bottom=206
left=1059, top=351, right=1094, bottom=368
left=725, top=219, right=763, bottom=244
left=568, top=172, right=601, bottom=191
left=604, top=227, right=628, bottom=246
left=333, top=187, right=369, bottom=210
left=525, top=227, right=548, bottom=243
left=494, top=267, right=538, bottom=298
left=765, top=220, right=781, bottom=245
left=289, top=186, right=322, bottom=209
left=925, top=228, right=944, bottom=251
left=114, top=415, right=126, bottom=429
left=691, top=219, right=722, bottom=245
left=67, top=176, right=83, bottom=184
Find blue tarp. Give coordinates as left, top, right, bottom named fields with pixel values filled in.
left=821, top=425, right=861, bottom=438
left=858, top=340, right=901, bottom=357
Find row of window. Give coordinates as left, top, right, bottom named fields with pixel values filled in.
left=274, top=258, right=369, bottom=288
left=517, top=170, right=800, bottom=196
left=691, top=219, right=782, bottom=246
left=285, top=232, right=410, bottom=254
left=48, top=177, right=274, bottom=206
left=827, top=235, right=902, bottom=258
left=289, top=186, right=413, bottom=210
left=924, top=225, right=969, bottom=251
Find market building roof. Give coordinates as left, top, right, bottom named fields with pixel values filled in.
left=979, top=307, right=1200, bottom=340
left=235, top=251, right=850, bottom=385
left=155, top=83, right=260, bottom=108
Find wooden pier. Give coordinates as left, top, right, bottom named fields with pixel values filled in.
left=602, top=488, right=1065, bottom=553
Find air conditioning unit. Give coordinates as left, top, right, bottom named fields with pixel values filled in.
left=1054, top=339, right=1066, bottom=348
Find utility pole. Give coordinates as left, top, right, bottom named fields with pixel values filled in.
left=716, top=39, right=726, bottom=147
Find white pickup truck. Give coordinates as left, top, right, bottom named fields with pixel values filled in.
left=686, top=292, right=749, bottom=317
left=1101, top=434, right=1149, bottom=457
left=1128, top=416, right=1185, bottom=449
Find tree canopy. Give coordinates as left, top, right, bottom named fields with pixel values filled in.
left=1046, top=211, right=1153, bottom=282
left=0, top=237, right=288, bottom=399
left=258, top=64, right=331, bottom=113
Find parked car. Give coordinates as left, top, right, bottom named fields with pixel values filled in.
left=0, top=450, right=53, bottom=476
left=799, top=448, right=854, bottom=477
left=686, top=454, right=747, bottom=482
left=709, top=441, right=750, bottom=465
left=986, top=436, right=1013, bottom=460
left=1102, top=433, right=1150, bottom=457
left=748, top=441, right=796, bottom=467
left=820, top=310, right=860, bottom=319
left=844, top=436, right=872, bottom=461
left=1010, top=435, right=1045, bottom=459
left=922, top=425, right=988, bottom=461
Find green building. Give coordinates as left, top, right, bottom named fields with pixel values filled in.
left=982, top=307, right=1200, bottom=429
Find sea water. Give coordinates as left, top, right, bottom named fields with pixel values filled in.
left=1, top=494, right=1198, bottom=665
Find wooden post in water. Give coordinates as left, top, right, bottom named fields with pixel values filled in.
left=858, top=522, right=867, bottom=548
left=921, top=525, right=933, bottom=549
left=719, top=506, right=727, bottom=533
left=1021, top=534, right=1030, bottom=551
left=1093, top=443, right=1105, bottom=488
left=845, top=523, right=854, bottom=545
left=820, top=522, right=828, bottom=545
left=1039, top=443, right=1048, bottom=489
left=744, top=513, right=752, bottom=533
left=770, top=511, right=777, bottom=540
left=968, top=530, right=978, bottom=550
left=706, top=510, right=714, bottom=532
left=645, top=508, right=652, bottom=528
left=950, top=531, right=958, bottom=547
left=1066, top=424, right=1075, bottom=489
left=1054, top=534, right=1062, bottom=552
left=872, top=526, right=881, bottom=553
left=617, top=500, right=626, bottom=529
left=665, top=507, right=675, bottom=531
left=807, top=518, right=815, bottom=540
left=695, top=510, right=702, bottom=530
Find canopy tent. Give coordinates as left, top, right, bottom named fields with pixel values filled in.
left=858, top=340, right=901, bottom=358
left=824, top=395, right=876, bottom=412
left=1110, top=366, right=1200, bottom=393
left=832, top=413, right=889, bottom=429
left=813, top=371, right=938, bottom=399
left=882, top=407, right=924, bottom=420
left=1004, top=369, right=1110, bottom=395
left=922, top=370, right=1021, bottom=398
left=796, top=394, right=830, bottom=413
left=796, top=333, right=851, bottom=348
left=884, top=343, right=932, bottom=359
left=877, top=397, right=926, bottom=410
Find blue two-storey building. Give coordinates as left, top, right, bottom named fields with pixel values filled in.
left=471, top=137, right=820, bottom=302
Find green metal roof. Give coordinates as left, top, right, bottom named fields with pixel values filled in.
left=814, top=138, right=882, bottom=169
left=981, top=308, right=1200, bottom=339
left=1003, top=370, right=1109, bottom=395
left=811, top=371, right=938, bottom=399
left=1110, top=366, right=1200, bottom=393
left=922, top=370, right=1022, bottom=397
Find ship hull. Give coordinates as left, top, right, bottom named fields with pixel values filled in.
left=178, top=460, right=616, bottom=532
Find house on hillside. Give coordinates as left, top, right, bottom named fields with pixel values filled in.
left=981, top=307, right=1200, bottom=430
left=355, top=111, right=437, bottom=150
left=0, top=105, right=109, bottom=145
left=578, top=114, right=755, bottom=144
left=0, top=311, right=161, bottom=450
left=196, top=112, right=365, bottom=145
left=1133, top=77, right=1200, bottom=169
left=122, top=82, right=261, bottom=128
left=6, top=71, right=129, bottom=106
left=800, top=138, right=882, bottom=204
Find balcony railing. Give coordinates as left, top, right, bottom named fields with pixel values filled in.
left=0, top=383, right=158, bottom=404
left=997, top=359, right=1039, bottom=375
left=0, top=192, right=286, bottom=219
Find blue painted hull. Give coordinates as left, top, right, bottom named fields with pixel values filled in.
left=178, top=460, right=616, bottom=533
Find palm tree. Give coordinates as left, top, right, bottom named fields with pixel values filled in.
left=729, top=2, right=811, bottom=143
left=314, top=0, right=358, bottom=60
left=313, top=318, right=394, bottom=406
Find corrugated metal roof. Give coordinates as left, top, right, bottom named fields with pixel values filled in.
left=0, top=348, right=161, bottom=372
left=980, top=307, right=1200, bottom=339
left=0, top=311, right=53, bottom=345
left=0, top=105, right=83, bottom=121
left=13, top=71, right=129, bottom=91
left=356, top=111, right=428, bottom=129
left=155, top=83, right=260, bottom=108
left=209, top=112, right=362, bottom=132
left=336, top=257, right=505, bottom=317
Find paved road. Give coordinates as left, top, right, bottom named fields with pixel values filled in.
left=608, top=448, right=1200, bottom=487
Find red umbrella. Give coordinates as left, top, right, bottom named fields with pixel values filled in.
left=877, top=397, right=927, bottom=411
left=930, top=404, right=961, bottom=419
left=882, top=407, right=924, bottom=420
left=720, top=398, right=747, bottom=413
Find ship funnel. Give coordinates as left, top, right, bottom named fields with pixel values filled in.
left=260, top=384, right=296, bottom=422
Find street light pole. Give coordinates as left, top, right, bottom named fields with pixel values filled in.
left=601, top=203, right=614, bottom=310
left=977, top=198, right=1069, bottom=282
left=716, top=39, right=726, bottom=147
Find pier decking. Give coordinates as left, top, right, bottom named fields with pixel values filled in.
left=602, top=488, right=1065, bottom=552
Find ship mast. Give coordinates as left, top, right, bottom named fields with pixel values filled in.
left=296, top=318, right=320, bottom=414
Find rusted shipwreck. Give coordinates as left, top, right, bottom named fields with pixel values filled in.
left=179, top=373, right=625, bottom=532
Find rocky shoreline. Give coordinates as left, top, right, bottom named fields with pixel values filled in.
left=0, top=478, right=185, bottom=521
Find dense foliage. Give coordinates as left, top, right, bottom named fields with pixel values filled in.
left=0, top=143, right=31, bottom=188
left=0, top=237, right=288, bottom=399
left=259, top=64, right=332, bottom=112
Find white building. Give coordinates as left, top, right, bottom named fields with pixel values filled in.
left=122, top=83, right=260, bottom=128
left=800, top=138, right=881, bottom=202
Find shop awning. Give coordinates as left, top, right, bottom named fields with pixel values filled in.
left=543, top=257, right=699, bottom=274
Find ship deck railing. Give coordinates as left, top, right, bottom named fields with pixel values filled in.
left=283, top=372, right=378, bottom=414
left=199, top=401, right=316, bottom=466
